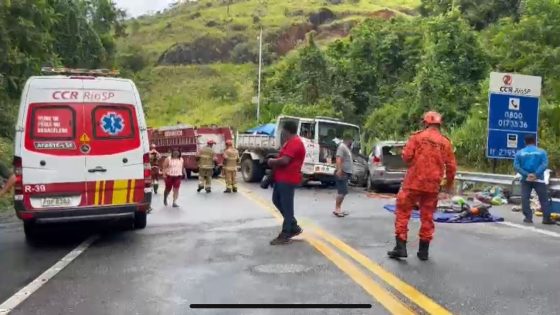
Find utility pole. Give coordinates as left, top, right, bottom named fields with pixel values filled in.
left=256, top=27, right=263, bottom=123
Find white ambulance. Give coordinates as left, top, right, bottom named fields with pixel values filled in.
left=13, top=68, right=152, bottom=239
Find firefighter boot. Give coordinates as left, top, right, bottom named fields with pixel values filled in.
left=417, top=240, right=430, bottom=261
left=206, top=187, right=211, bottom=193
left=232, top=186, right=238, bottom=193
left=224, top=188, right=232, bottom=193
left=153, top=184, right=159, bottom=194
left=387, top=237, right=407, bottom=259
left=197, top=185, right=204, bottom=193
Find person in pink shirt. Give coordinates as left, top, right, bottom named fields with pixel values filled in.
left=162, top=148, right=185, bottom=207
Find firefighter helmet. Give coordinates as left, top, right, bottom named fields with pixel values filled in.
left=423, top=111, right=443, bottom=125
left=225, top=139, right=233, bottom=146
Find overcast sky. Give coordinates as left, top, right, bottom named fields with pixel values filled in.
left=114, top=0, right=175, bottom=18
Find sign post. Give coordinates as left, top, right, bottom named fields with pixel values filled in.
left=487, top=72, right=542, bottom=161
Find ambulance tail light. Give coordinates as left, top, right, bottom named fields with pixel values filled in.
left=371, top=155, right=382, bottom=166
left=13, top=156, right=23, bottom=198
left=143, top=153, right=152, bottom=187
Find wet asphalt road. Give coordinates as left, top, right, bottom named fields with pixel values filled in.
left=0, top=178, right=559, bottom=315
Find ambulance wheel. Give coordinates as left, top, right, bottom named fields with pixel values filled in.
left=134, top=212, right=147, bottom=229
left=24, top=221, right=39, bottom=243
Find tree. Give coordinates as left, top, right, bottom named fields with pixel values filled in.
left=297, top=34, right=329, bottom=104
left=420, top=0, right=522, bottom=30
left=412, top=13, right=489, bottom=127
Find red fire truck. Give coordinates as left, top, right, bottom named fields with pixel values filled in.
left=148, top=125, right=233, bottom=178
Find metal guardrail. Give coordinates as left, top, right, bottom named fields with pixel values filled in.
left=456, top=171, right=560, bottom=193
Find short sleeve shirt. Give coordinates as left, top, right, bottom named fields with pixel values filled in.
left=274, top=136, right=306, bottom=185
left=336, top=143, right=353, bottom=174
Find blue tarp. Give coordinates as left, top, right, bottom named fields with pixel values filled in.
left=383, top=205, right=504, bottom=223
left=247, top=123, right=276, bottom=136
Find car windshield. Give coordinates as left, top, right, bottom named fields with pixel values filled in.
left=318, top=122, right=360, bottom=150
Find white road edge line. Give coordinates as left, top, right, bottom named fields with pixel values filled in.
left=0, top=235, right=99, bottom=314
left=498, top=222, right=560, bottom=238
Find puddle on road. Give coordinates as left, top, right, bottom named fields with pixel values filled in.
left=208, top=218, right=278, bottom=232
left=252, top=263, right=312, bottom=274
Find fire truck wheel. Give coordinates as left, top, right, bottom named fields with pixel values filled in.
left=134, top=212, right=147, bottom=229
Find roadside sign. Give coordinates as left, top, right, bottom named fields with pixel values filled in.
left=487, top=72, right=541, bottom=159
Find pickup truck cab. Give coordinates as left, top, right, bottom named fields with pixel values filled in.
left=13, top=68, right=152, bottom=240
left=237, top=116, right=362, bottom=185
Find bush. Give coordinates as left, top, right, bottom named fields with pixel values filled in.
left=231, top=42, right=257, bottom=63
left=364, top=102, right=409, bottom=143
left=118, top=46, right=150, bottom=72
left=209, top=81, right=239, bottom=101
left=281, top=101, right=340, bottom=118
left=206, top=20, right=219, bottom=27
left=230, top=23, right=247, bottom=31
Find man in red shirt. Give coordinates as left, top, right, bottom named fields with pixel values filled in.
left=267, top=120, right=306, bottom=245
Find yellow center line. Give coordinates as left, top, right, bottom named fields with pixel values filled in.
left=232, top=183, right=415, bottom=314
left=308, top=223, right=452, bottom=315
left=235, top=182, right=452, bottom=315
left=307, top=235, right=415, bottom=315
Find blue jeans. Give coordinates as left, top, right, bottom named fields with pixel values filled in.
left=272, top=182, right=298, bottom=234
left=521, top=181, right=550, bottom=220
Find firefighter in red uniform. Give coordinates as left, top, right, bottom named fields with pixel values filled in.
left=388, top=111, right=457, bottom=261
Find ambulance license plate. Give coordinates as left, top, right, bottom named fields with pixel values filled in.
left=41, top=197, right=72, bottom=208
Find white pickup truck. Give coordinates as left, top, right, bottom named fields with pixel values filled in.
left=237, top=115, right=363, bottom=185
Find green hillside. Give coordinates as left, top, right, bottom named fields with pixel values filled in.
left=118, top=0, right=420, bottom=129
left=121, top=0, right=419, bottom=61
left=137, top=63, right=256, bottom=129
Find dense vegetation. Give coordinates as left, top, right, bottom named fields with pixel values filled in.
left=262, top=0, right=560, bottom=173
left=1, top=0, right=560, bottom=177
left=119, top=0, right=420, bottom=131
left=0, top=0, right=125, bottom=175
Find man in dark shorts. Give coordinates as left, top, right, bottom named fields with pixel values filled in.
left=267, top=121, right=306, bottom=245
left=149, top=144, right=161, bottom=194
left=334, top=133, right=353, bottom=217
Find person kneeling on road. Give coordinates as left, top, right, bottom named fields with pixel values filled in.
left=388, top=111, right=457, bottom=261
left=267, top=121, right=306, bottom=245
left=197, top=140, right=215, bottom=193
left=333, top=133, right=353, bottom=217
left=514, top=135, right=554, bottom=225
left=223, top=140, right=239, bottom=193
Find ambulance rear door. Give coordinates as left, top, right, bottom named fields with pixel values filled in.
left=82, top=79, right=144, bottom=207
left=20, top=78, right=87, bottom=210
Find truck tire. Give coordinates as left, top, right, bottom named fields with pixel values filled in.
left=134, top=212, right=147, bottom=229
left=241, top=158, right=264, bottom=183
